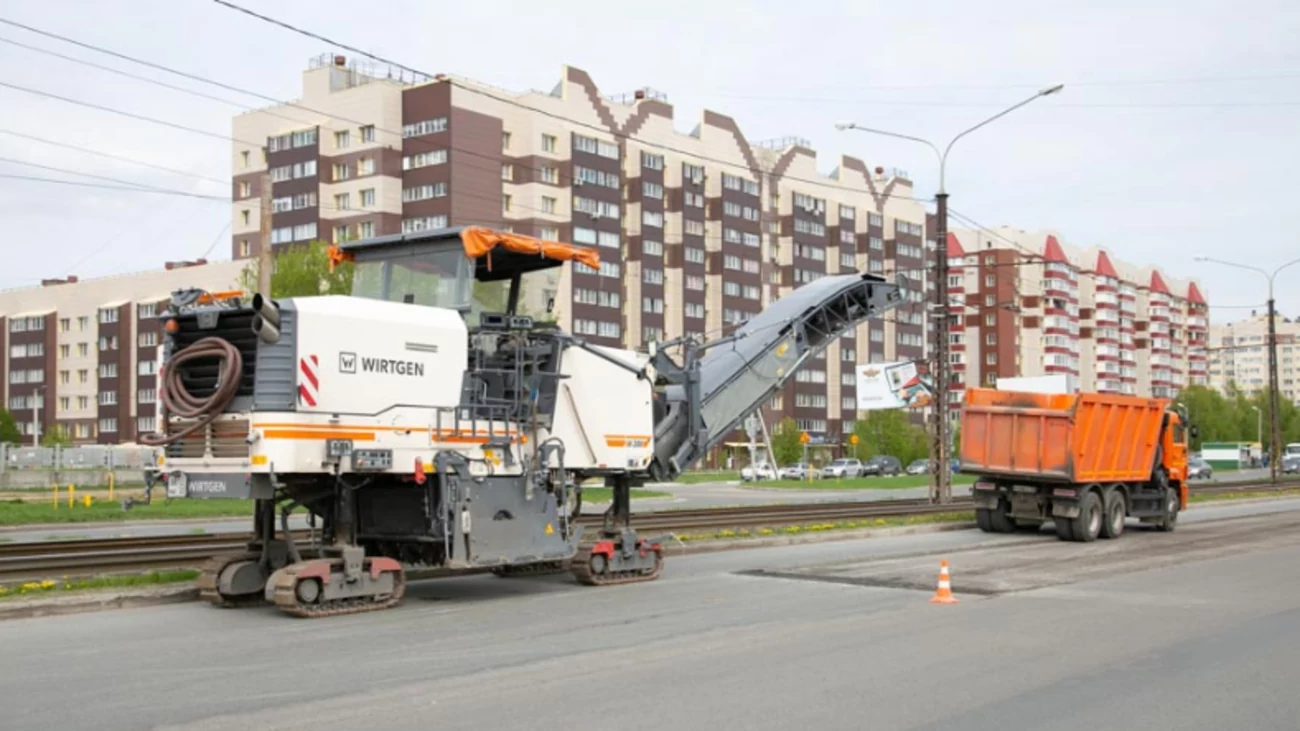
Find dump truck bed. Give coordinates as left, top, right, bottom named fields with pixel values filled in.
left=959, top=388, right=1168, bottom=484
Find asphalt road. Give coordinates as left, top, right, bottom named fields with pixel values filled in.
left=1, top=497, right=1298, bottom=730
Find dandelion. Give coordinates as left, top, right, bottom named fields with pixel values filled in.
left=758, top=528, right=774, bottom=536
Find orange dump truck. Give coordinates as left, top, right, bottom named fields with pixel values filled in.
left=959, top=388, right=1192, bottom=542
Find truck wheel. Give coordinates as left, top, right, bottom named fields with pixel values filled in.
left=988, top=506, right=1016, bottom=534
left=976, top=508, right=993, bottom=532
left=1054, top=517, right=1075, bottom=541
left=1099, top=490, right=1126, bottom=539
left=1155, top=490, right=1179, bottom=532
left=1069, top=491, right=1102, bottom=542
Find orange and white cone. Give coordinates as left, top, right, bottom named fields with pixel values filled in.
left=930, top=559, right=958, bottom=604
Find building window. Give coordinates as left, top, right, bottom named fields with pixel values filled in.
left=360, top=125, right=375, bottom=142
left=538, top=165, right=558, bottom=184
left=542, top=134, right=557, bottom=152
left=501, top=130, right=511, bottom=149
left=402, top=215, right=449, bottom=233
left=643, top=239, right=663, bottom=256
left=98, top=391, right=117, bottom=406
left=137, top=416, right=156, bottom=434
left=502, top=163, right=514, bottom=181
left=642, top=152, right=664, bottom=170
left=139, top=331, right=157, bottom=348
left=333, top=163, right=351, bottom=182
left=358, top=221, right=375, bottom=239
left=239, top=240, right=251, bottom=257
left=99, top=418, right=117, bottom=434
left=402, top=183, right=448, bottom=202
left=404, top=118, right=448, bottom=138
left=542, top=196, right=557, bottom=214
left=357, top=158, right=375, bottom=176
left=334, top=193, right=351, bottom=211
left=334, top=130, right=350, bottom=149
left=403, top=150, right=448, bottom=169
left=360, top=188, right=376, bottom=208
left=502, top=194, right=512, bottom=213
left=539, top=226, right=559, bottom=241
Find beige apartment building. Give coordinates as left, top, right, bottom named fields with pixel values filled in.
left=227, top=54, right=933, bottom=441
left=1208, top=313, right=1300, bottom=405
left=944, top=227, right=1209, bottom=410
left=0, top=260, right=244, bottom=445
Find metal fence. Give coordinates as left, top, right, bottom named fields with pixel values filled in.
left=0, top=444, right=159, bottom=472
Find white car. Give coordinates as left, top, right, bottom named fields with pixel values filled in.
left=821, top=458, right=864, bottom=479
left=741, top=463, right=776, bottom=481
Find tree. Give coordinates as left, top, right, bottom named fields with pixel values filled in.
left=853, top=409, right=930, bottom=464
left=0, top=409, right=21, bottom=445
left=41, top=425, right=73, bottom=448
left=771, top=417, right=804, bottom=466
left=239, top=240, right=353, bottom=299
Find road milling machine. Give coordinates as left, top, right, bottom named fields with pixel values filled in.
left=143, top=226, right=906, bottom=617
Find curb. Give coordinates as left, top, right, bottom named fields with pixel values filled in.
left=0, top=586, right=199, bottom=621
left=664, top=520, right=978, bottom=556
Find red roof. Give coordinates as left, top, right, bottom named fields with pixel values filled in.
left=1043, top=235, right=1068, bottom=263
left=946, top=232, right=964, bottom=257
left=1095, top=250, right=1118, bottom=279
left=1187, top=281, right=1206, bottom=305
left=1149, top=270, right=1170, bottom=294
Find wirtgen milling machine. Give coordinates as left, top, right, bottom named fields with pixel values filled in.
left=143, top=226, right=905, bottom=617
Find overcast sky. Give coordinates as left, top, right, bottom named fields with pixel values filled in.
left=1, top=0, right=1298, bottom=319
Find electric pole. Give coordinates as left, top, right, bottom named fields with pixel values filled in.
left=835, top=83, right=1063, bottom=507
left=257, top=147, right=273, bottom=296
left=931, top=192, right=951, bottom=502
left=1267, top=296, right=1281, bottom=483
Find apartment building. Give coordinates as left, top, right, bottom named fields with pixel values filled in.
left=1208, top=313, right=1300, bottom=405
left=229, top=54, right=933, bottom=443
left=0, top=260, right=244, bottom=445
left=944, top=227, right=1209, bottom=410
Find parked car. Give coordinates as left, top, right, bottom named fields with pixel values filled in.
left=1282, top=454, right=1300, bottom=475
left=821, top=458, right=864, bottom=479
left=741, top=463, right=776, bottom=481
left=1187, top=456, right=1213, bottom=480
left=906, top=459, right=929, bottom=475
left=863, top=455, right=902, bottom=476
left=780, top=463, right=817, bottom=480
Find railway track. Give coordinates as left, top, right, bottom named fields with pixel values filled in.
left=0, top=482, right=1294, bottom=582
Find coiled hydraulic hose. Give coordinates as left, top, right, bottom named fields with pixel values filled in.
left=139, top=336, right=243, bottom=446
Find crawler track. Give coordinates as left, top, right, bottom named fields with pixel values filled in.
left=0, top=482, right=1292, bottom=582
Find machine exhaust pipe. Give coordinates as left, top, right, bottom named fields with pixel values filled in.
left=252, top=314, right=280, bottom=344
left=251, top=293, right=280, bottom=328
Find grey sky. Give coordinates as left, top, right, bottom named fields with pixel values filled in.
left=1, top=0, right=1297, bottom=320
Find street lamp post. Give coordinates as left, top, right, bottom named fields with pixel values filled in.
left=1195, top=255, right=1300, bottom=483
left=836, top=84, right=1064, bottom=504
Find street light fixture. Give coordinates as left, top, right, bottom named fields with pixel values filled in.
left=836, top=83, right=1064, bottom=504
left=1194, top=255, right=1300, bottom=483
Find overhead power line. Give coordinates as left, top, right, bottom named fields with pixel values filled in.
left=0, top=128, right=227, bottom=185
left=0, top=173, right=229, bottom=200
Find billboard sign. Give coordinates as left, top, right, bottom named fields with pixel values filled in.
left=856, top=361, right=934, bottom=411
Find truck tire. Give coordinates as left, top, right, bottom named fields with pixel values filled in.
left=1099, top=490, right=1126, bottom=539
left=1155, top=489, right=1179, bottom=532
left=976, top=508, right=993, bottom=532
left=1054, top=516, right=1075, bottom=541
left=1069, top=490, right=1102, bottom=542
left=988, top=506, right=1016, bottom=534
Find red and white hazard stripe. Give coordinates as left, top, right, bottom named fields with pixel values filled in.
left=298, top=355, right=319, bottom=407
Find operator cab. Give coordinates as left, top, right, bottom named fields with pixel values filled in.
left=334, top=226, right=605, bottom=427
left=336, top=225, right=597, bottom=326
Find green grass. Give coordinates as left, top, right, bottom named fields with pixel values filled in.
left=1191, top=487, right=1300, bottom=504
left=0, top=569, right=200, bottom=601
left=582, top=487, right=672, bottom=502
left=671, top=471, right=740, bottom=484
left=674, top=511, right=974, bottom=542
left=0, top=497, right=258, bottom=526
left=755, top=474, right=978, bottom=490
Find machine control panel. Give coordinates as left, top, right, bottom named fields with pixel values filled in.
left=352, top=449, right=393, bottom=471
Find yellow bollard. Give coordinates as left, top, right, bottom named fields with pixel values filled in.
left=67, top=484, right=74, bottom=509
left=52, top=484, right=58, bottom=510
left=83, top=495, right=92, bottom=508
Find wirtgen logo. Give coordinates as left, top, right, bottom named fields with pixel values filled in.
left=339, top=351, right=357, bottom=374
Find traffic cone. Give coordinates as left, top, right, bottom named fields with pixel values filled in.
left=930, top=559, right=958, bottom=604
